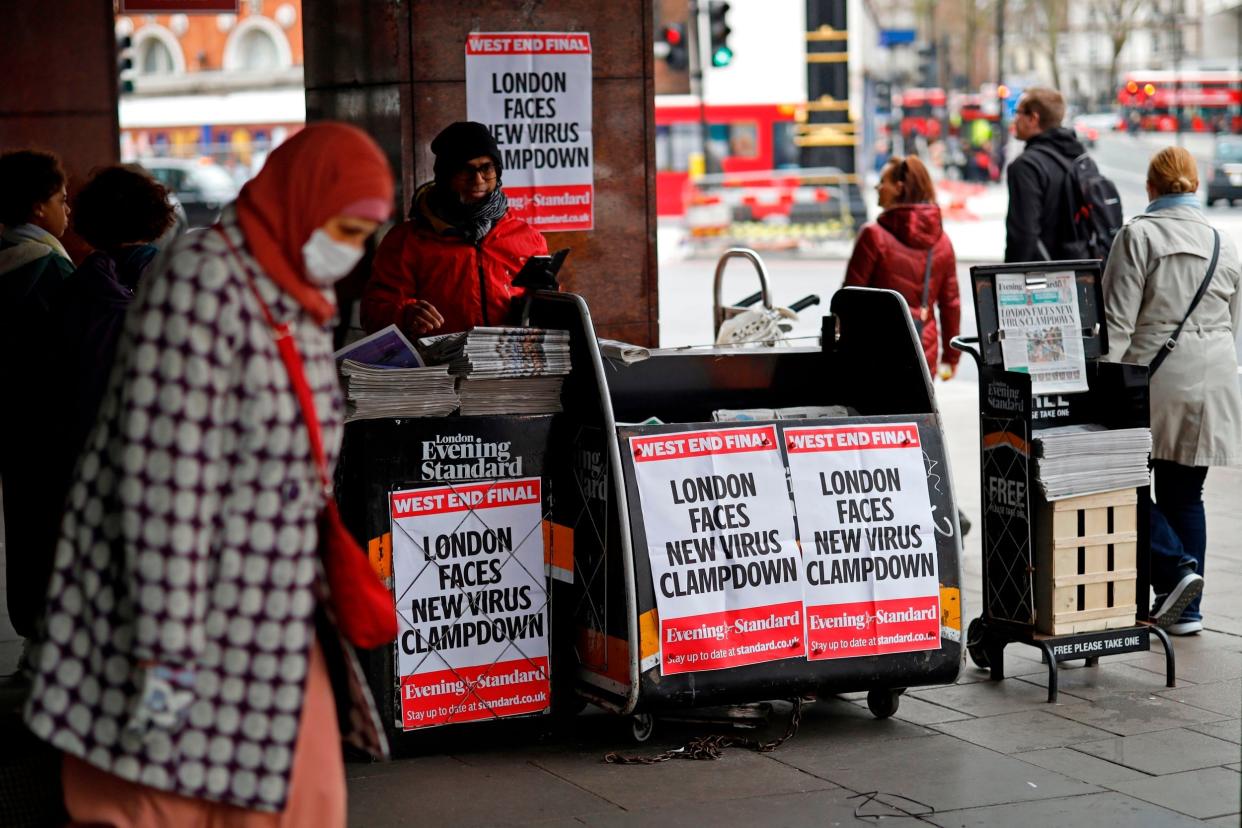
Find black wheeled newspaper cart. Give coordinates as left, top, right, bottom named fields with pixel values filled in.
left=528, top=285, right=967, bottom=739
left=952, top=260, right=1176, bottom=703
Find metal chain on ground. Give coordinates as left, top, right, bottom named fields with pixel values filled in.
left=602, top=697, right=803, bottom=765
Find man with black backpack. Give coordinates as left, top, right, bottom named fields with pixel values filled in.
left=1004, top=87, right=1124, bottom=264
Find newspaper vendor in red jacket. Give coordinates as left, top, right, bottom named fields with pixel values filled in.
left=361, top=121, right=548, bottom=337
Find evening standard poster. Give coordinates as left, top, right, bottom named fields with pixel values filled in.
left=390, top=478, right=549, bottom=729
left=466, top=32, right=593, bottom=231
left=629, top=426, right=805, bottom=674
left=784, top=423, right=940, bottom=660
left=996, top=271, right=1088, bottom=394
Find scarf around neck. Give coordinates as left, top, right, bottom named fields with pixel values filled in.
left=1146, top=193, right=1201, bottom=213
left=417, top=182, right=509, bottom=244
left=2, top=223, right=72, bottom=262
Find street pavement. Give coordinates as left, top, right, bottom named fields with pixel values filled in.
left=2, top=151, right=1241, bottom=824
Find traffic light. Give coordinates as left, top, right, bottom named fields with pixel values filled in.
left=917, top=44, right=937, bottom=88
left=707, top=1, right=733, bottom=68
left=661, top=23, right=689, bottom=71
left=117, top=34, right=135, bottom=95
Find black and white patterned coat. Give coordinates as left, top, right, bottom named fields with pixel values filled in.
left=24, top=212, right=387, bottom=812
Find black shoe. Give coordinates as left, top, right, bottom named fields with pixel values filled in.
left=1151, top=573, right=1204, bottom=628
left=957, top=509, right=972, bottom=537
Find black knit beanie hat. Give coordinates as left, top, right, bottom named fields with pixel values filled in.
left=431, top=121, right=503, bottom=186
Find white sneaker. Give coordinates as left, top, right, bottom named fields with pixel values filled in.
left=1167, top=619, right=1203, bottom=636
left=1151, top=573, right=1204, bottom=628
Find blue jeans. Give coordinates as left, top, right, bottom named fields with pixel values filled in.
left=1150, top=460, right=1209, bottom=620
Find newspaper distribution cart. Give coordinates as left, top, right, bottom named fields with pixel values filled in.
left=952, top=260, right=1176, bottom=703
left=527, top=286, right=966, bottom=739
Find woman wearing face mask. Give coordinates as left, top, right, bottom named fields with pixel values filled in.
left=24, top=123, right=394, bottom=827
left=0, top=149, right=75, bottom=650
left=360, top=121, right=548, bottom=337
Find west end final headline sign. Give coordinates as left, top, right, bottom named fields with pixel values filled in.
left=628, top=422, right=943, bottom=675
left=390, top=478, right=550, bottom=729
left=466, top=32, right=594, bottom=232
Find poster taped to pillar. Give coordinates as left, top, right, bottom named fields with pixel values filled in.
left=783, top=423, right=940, bottom=660
left=466, top=32, right=593, bottom=231
left=390, top=478, right=550, bottom=729
left=629, top=426, right=805, bottom=675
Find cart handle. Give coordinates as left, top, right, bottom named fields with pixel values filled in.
left=788, top=294, right=821, bottom=314
left=949, top=335, right=982, bottom=366
left=713, top=248, right=773, bottom=337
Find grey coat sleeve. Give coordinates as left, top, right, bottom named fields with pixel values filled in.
left=1101, top=222, right=1148, bottom=363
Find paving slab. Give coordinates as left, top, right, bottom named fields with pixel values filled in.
left=1071, top=728, right=1240, bottom=775
left=1157, top=678, right=1242, bottom=717
left=858, top=694, right=974, bottom=726
left=1012, top=747, right=1149, bottom=787
left=345, top=754, right=622, bottom=827
left=578, top=788, right=931, bottom=828
left=1205, top=816, right=1242, bottom=826
left=771, top=734, right=1097, bottom=812
left=1107, top=766, right=1242, bottom=820
left=1133, top=647, right=1242, bottom=685
left=1014, top=662, right=1186, bottom=701
left=932, top=709, right=1115, bottom=754
left=529, top=748, right=835, bottom=813
left=909, top=675, right=1089, bottom=717
left=792, top=697, right=937, bottom=743
left=930, top=790, right=1206, bottom=828
left=1050, top=691, right=1230, bottom=736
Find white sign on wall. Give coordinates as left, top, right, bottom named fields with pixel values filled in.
left=466, top=32, right=594, bottom=232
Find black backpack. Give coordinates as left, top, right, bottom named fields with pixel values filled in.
left=1030, top=146, right=1124, bottom=264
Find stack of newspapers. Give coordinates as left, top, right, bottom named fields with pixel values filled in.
left=338, top=360, right=459, bottom=421
left=334, top=325, right=459, bottom=420
left=420, top=327, right=571, bottom=416
left=1033, top=424, right=1152, bottom=500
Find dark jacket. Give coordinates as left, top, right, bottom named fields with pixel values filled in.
left=844, top=202, right=961, bottom=371
left=58, top=246, right=157, bottom=449
left=0, top=235, right=75, bottom=637
left=1004, top=127, right=1088, bottom=263
left=362, top=189, right=547, bottom=336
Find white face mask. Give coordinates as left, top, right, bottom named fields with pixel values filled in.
left=302, top=228, right=366, bottom=285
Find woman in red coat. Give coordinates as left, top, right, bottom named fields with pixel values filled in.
left=361, top=121, right=547, bottom=337
left=843, top=155, right=961, bottom=380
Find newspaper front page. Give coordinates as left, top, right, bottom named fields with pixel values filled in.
left=996, top=272, right=1089, bottom=394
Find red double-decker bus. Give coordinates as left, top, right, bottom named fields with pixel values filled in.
left=1117, top=70, right=1242, bottom=133
left=899, top=88, right=946, bottom=143
left=654, top=97, right=802, bottom=217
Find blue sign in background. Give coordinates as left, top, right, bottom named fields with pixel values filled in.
left=879, top=29, right=916, bottom=47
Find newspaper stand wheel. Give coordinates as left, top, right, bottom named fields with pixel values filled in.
left=629, top=713, right=656, bottom=743
left=866, top=689, right=902, bottom=719
left=966, top=617, right=990, bottom=669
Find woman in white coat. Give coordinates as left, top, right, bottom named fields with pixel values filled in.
left=1102, top=146, right=1242, bottom=635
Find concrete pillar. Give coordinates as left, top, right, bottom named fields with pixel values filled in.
left=303, top=0, right=660, bottom=345
left=0, top=0, right=120, bottom=262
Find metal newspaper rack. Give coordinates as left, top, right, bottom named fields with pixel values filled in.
left=951, top=260, right=1176, bottom=703
left=528, top=287, right=966, bottom=740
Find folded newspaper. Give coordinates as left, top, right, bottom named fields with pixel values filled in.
left=333, top=324, right=423, bottom=368
left=996, top=271, right=1088, bottom=395
left=338, top=360, right=458, bottom=421
left=712, top=405, right=855, bottom=422
left=419, top=327, right=570, bottom=416
left=1033, top=423, right=1152, bottom=500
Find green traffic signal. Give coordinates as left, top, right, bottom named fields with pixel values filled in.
left=711, top=45, right=734, bottom=68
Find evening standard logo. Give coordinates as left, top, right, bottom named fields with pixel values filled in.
left=809, top=605, right=937, bottom=631
left=665, top=610, right=800, bottom=643
left=402, top=666, right=547, bottom=700
left=421, top=435, right=522, bottom=480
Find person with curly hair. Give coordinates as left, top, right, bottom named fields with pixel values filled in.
left=58, top=165, right=177, bottom=455
left=0, top=148, right=75, bottom=644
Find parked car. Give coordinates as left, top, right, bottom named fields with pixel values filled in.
left=1205, top=138, right=1242, bottom=207
left=1071, top=112, right=1118, bottom=149
left=137, top=158, right=239, bottom=227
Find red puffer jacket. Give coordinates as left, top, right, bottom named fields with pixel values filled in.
left=361, top=203, right=547, bottom=336
left=843, top=202, right=961, bottom=372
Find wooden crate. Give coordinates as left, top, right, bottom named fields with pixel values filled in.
left=1034, top=488, right=1138, bottom=636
